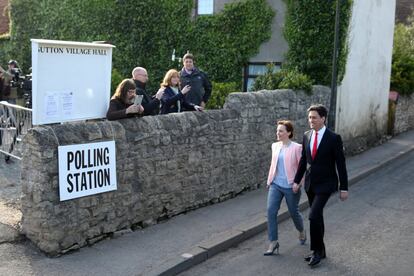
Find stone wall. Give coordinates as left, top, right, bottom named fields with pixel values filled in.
left=20, top=86, right=330, bottom=255
left=394, top=94, right=414, bottom=134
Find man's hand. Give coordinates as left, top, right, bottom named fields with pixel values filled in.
left=340, top=191, right=348, bottom=201
left=200, top=101, right=206, bottom=108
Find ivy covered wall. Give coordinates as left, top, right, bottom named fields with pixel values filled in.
left=0, top=0, right=274, bottom=92
left=283, top=0, right=352, bottom=85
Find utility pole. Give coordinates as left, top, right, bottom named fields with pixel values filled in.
left=328, top=0, right=341, bottom=130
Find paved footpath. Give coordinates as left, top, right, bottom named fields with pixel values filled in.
left=182, top=150, right=414, bottom=276
left=0, top=130, right=413, bottom=276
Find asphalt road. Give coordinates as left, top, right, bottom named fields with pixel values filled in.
left=181, top=151, right=414, bottom=276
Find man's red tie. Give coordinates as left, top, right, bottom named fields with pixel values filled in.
left=312, top=131, right=318, bottom=160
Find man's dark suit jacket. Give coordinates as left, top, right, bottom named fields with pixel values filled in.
left=294, top=128, right=348, bottom=194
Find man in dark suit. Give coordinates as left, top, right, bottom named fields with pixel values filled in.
left=293, top=104, right=348, bottom=267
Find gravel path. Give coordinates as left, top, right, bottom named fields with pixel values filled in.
left=0, top=156, right=22, bottom=229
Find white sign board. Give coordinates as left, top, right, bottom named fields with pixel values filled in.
left=58, top=141, right=117, bottom=201
left=31, top=39, right=115, bottom=125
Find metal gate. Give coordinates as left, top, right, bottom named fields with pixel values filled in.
left=0, top=101, right=32, bottom=160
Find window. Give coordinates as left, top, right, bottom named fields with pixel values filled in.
left=197, top=0, right=214, bottom=15
left=244, top=63, right=281, bottom=92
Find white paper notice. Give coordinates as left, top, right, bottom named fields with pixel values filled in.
left=45, top=92, right=59, bottom=118
left=61, top=91, right=74, bottom=117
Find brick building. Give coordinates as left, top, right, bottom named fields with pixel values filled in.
left=0, top=0, right=9, bottom=34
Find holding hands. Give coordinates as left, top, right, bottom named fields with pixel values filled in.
left=292, top=183, right=301, bottom=193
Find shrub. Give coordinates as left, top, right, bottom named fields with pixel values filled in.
left=278, top=69, right=313, bottom=94
left=110, top=68, right=125, bottom=96
left=0, top=35, right=11, bottom=65
left=390, top=23, right=414, bottom=95
left=206, top=81, right=239, bottom=109
left=252, top=64, right=313, bottom=94
left=251, top=64, right=284, bottom=91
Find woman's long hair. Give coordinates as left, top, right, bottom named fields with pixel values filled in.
left=112, top=78, right=136, bottom=104
left=160, top=69, right=180, bottom=88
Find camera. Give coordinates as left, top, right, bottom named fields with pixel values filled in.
left=22, top=76, right=32, bottom=109
left=10, top=69, right=32, bottom=108
left=10, top=68, right=23, bottom=87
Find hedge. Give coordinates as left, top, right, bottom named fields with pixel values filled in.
left=283, top=0, right=352, bottom=85
left=1, top=0, right=274, bottom=93
left=390, top=22, right=414, bottom=95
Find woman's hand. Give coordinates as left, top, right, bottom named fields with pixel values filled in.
left=292, top=183, right=300, bottom=193
left=181, top=85, right=191, bottom=95
left=155, top=87, right=165, bottom=100
left=194, top=105, right=204, bottom=112
left=126, top=104, right=144, bottom=114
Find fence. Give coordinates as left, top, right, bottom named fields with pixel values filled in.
left=0, top=101, right=32, bottom=160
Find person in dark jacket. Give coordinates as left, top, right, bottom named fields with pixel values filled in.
left=179, top=53, right=212, bottom=110
left=106, top=79, right=144, bottom=120
left=293, top=104, right=348, bottom=268
left=0, top=60, right=20, bottom=102
left=132, top=67, right=164, bottom=116
left=160, top=69, right=203, bottom=114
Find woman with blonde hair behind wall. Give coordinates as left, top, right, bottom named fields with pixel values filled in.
left=159, top=69, right=203, bottom=114
left=264, top=120, right=306, bottom=256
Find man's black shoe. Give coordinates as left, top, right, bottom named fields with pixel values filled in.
left=304, top=253, right=313, bottom=262
left=304, top=250, right=326, bottom=262
left=308, top=253, right=322, bottom=267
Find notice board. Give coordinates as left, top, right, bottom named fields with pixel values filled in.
left=31, top=39, right=115, bottom=125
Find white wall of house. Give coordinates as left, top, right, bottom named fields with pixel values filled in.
left=336, top=0, right=396, bottom=142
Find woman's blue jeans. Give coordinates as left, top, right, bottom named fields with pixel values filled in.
left=267, top=184, right=304, bottom=241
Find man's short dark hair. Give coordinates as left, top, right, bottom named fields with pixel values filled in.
left=183, top=53, right=194, bottom=61
left=307, top=104, right=328, bottom=118
left=8, top=60, right=18, bottom=67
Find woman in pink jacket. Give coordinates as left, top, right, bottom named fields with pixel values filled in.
left=264, top=120, right=306, bottom=256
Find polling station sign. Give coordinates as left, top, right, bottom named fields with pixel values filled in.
left=58, top=141, right=117, bottom=201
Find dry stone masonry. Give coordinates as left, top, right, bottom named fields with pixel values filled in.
left=394, top=94, right=414, bottom=134
left=21, top=86, right=330, bottom=255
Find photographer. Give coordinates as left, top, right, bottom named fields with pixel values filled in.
left=0, top=60, right=21, bottom=103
